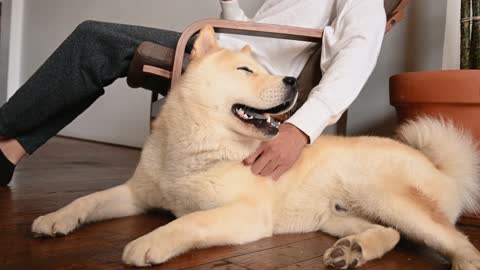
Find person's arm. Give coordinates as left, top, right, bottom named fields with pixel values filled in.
left=219, top=0, right=251, bottom=21
left=285, top=0, right=386, bottom=142
left=245, top=0, right=386, bottom=180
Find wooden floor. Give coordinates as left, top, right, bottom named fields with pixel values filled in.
left=1, top=137, right=479, bottom=270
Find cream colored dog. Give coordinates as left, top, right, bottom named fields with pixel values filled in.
left=32, top=26, right=480, bottom=270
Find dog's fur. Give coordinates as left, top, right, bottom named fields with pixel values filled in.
left=32, top=26, right=480, bottom=269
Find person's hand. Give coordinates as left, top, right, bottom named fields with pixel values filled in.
left=244, top=123, right=309, bottom=180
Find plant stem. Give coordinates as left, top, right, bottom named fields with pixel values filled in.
left=471, top=0, right=480, bottom=68
left=461, top=0, right=472, bottom=69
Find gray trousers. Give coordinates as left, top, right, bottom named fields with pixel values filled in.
left=0, top=20, right=193, bottom=154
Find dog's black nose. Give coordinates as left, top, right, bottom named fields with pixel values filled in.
left=283, top=77, right=297, bottom=87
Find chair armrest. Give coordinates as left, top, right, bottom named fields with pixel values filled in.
left=385, top=0, right=409, bottom=33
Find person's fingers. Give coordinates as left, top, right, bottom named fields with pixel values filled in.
left=272, top=165, right=289, bottom=180
left=251, top=152, right=273, bottom=175
left=260, top=160, right=279, bottom=177
left=243, top=144, right=265, bottom=165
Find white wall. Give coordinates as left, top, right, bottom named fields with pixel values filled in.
left=348, top=0, right=450, bottom=135
left=0, top=0, right=7, bottom=103
left=19, top=0, right=263, bottom=147
left=0, top=0, right=24, bottom=103
left=443, top=0, right=461, bottom=70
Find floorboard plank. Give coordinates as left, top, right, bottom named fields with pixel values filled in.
left=183, top=260, right=247, bottom=270
left=226, top=237, right=335, bottom=270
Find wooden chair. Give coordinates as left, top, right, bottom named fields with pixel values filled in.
left=127, top=0, right=409, bottom=135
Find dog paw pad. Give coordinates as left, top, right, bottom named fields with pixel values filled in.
left=324, top=237, right=365, bottom=269
left=331, top=248, right=345, bottom=258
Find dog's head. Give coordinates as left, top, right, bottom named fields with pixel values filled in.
left=178, top=25, right=298, bottom=140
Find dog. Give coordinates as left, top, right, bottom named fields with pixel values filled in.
left=32, top=25, right=480, bottom=269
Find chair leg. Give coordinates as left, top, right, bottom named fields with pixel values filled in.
left=149, top=92, right=159, bottom=132
left=334, top=110, right=348, bottom=136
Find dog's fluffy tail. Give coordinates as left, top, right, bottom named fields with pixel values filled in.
left=396, top=116, right=480, bottom=214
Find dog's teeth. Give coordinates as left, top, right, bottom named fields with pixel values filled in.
left=273, top=119, right=280, bottom=128
left=267, top=116, right=280, bottom=128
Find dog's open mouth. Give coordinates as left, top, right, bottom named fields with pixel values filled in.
left=231, top=94, right=297, bottom=135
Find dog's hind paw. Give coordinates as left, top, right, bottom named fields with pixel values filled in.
left=323, top=237, right=365, bottom=269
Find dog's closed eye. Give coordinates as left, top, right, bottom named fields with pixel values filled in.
left=237, top=67, right=254, bottom=74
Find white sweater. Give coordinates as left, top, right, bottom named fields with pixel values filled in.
left=217, top=0, right=386, bottom=142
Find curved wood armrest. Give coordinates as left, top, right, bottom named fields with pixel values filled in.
left=171, top=19, right=324, bottom=86
left=386, top=0, right=409, bottom=33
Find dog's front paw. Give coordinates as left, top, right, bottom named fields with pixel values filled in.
left=31, top=210, right=83, bottom=237
left=122, top=235, right=175, bottom=267
left=323, top=237, right=365, bottom=269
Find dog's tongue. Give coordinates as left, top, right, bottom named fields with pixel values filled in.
left=244, top=108, right=280, bottom=130
left=235, top=106, right=281, bottom=135
left=246, top=110, right=267, bottom=120
left=243, top=109, right=280, bottom=129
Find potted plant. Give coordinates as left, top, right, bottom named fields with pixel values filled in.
left=390, top=0, right=480, bottom=138
left=390, top=0, right=480, bottom=224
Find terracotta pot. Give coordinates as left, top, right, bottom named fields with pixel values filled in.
left=390, top=69, right=480, bottom=225
left=390, top=70, right=480, bottom=137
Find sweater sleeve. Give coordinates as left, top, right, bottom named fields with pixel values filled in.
left=219, top=0, right=251, bottom=21
left=286, top=0, right=386, bottom=142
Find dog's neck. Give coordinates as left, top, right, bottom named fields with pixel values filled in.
left=150, top=89, right=261, bottom=177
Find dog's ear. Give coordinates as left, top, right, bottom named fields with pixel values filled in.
left=241, top=45, right=252, bottom=55
left=191, top=25, right=219, bottom=60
